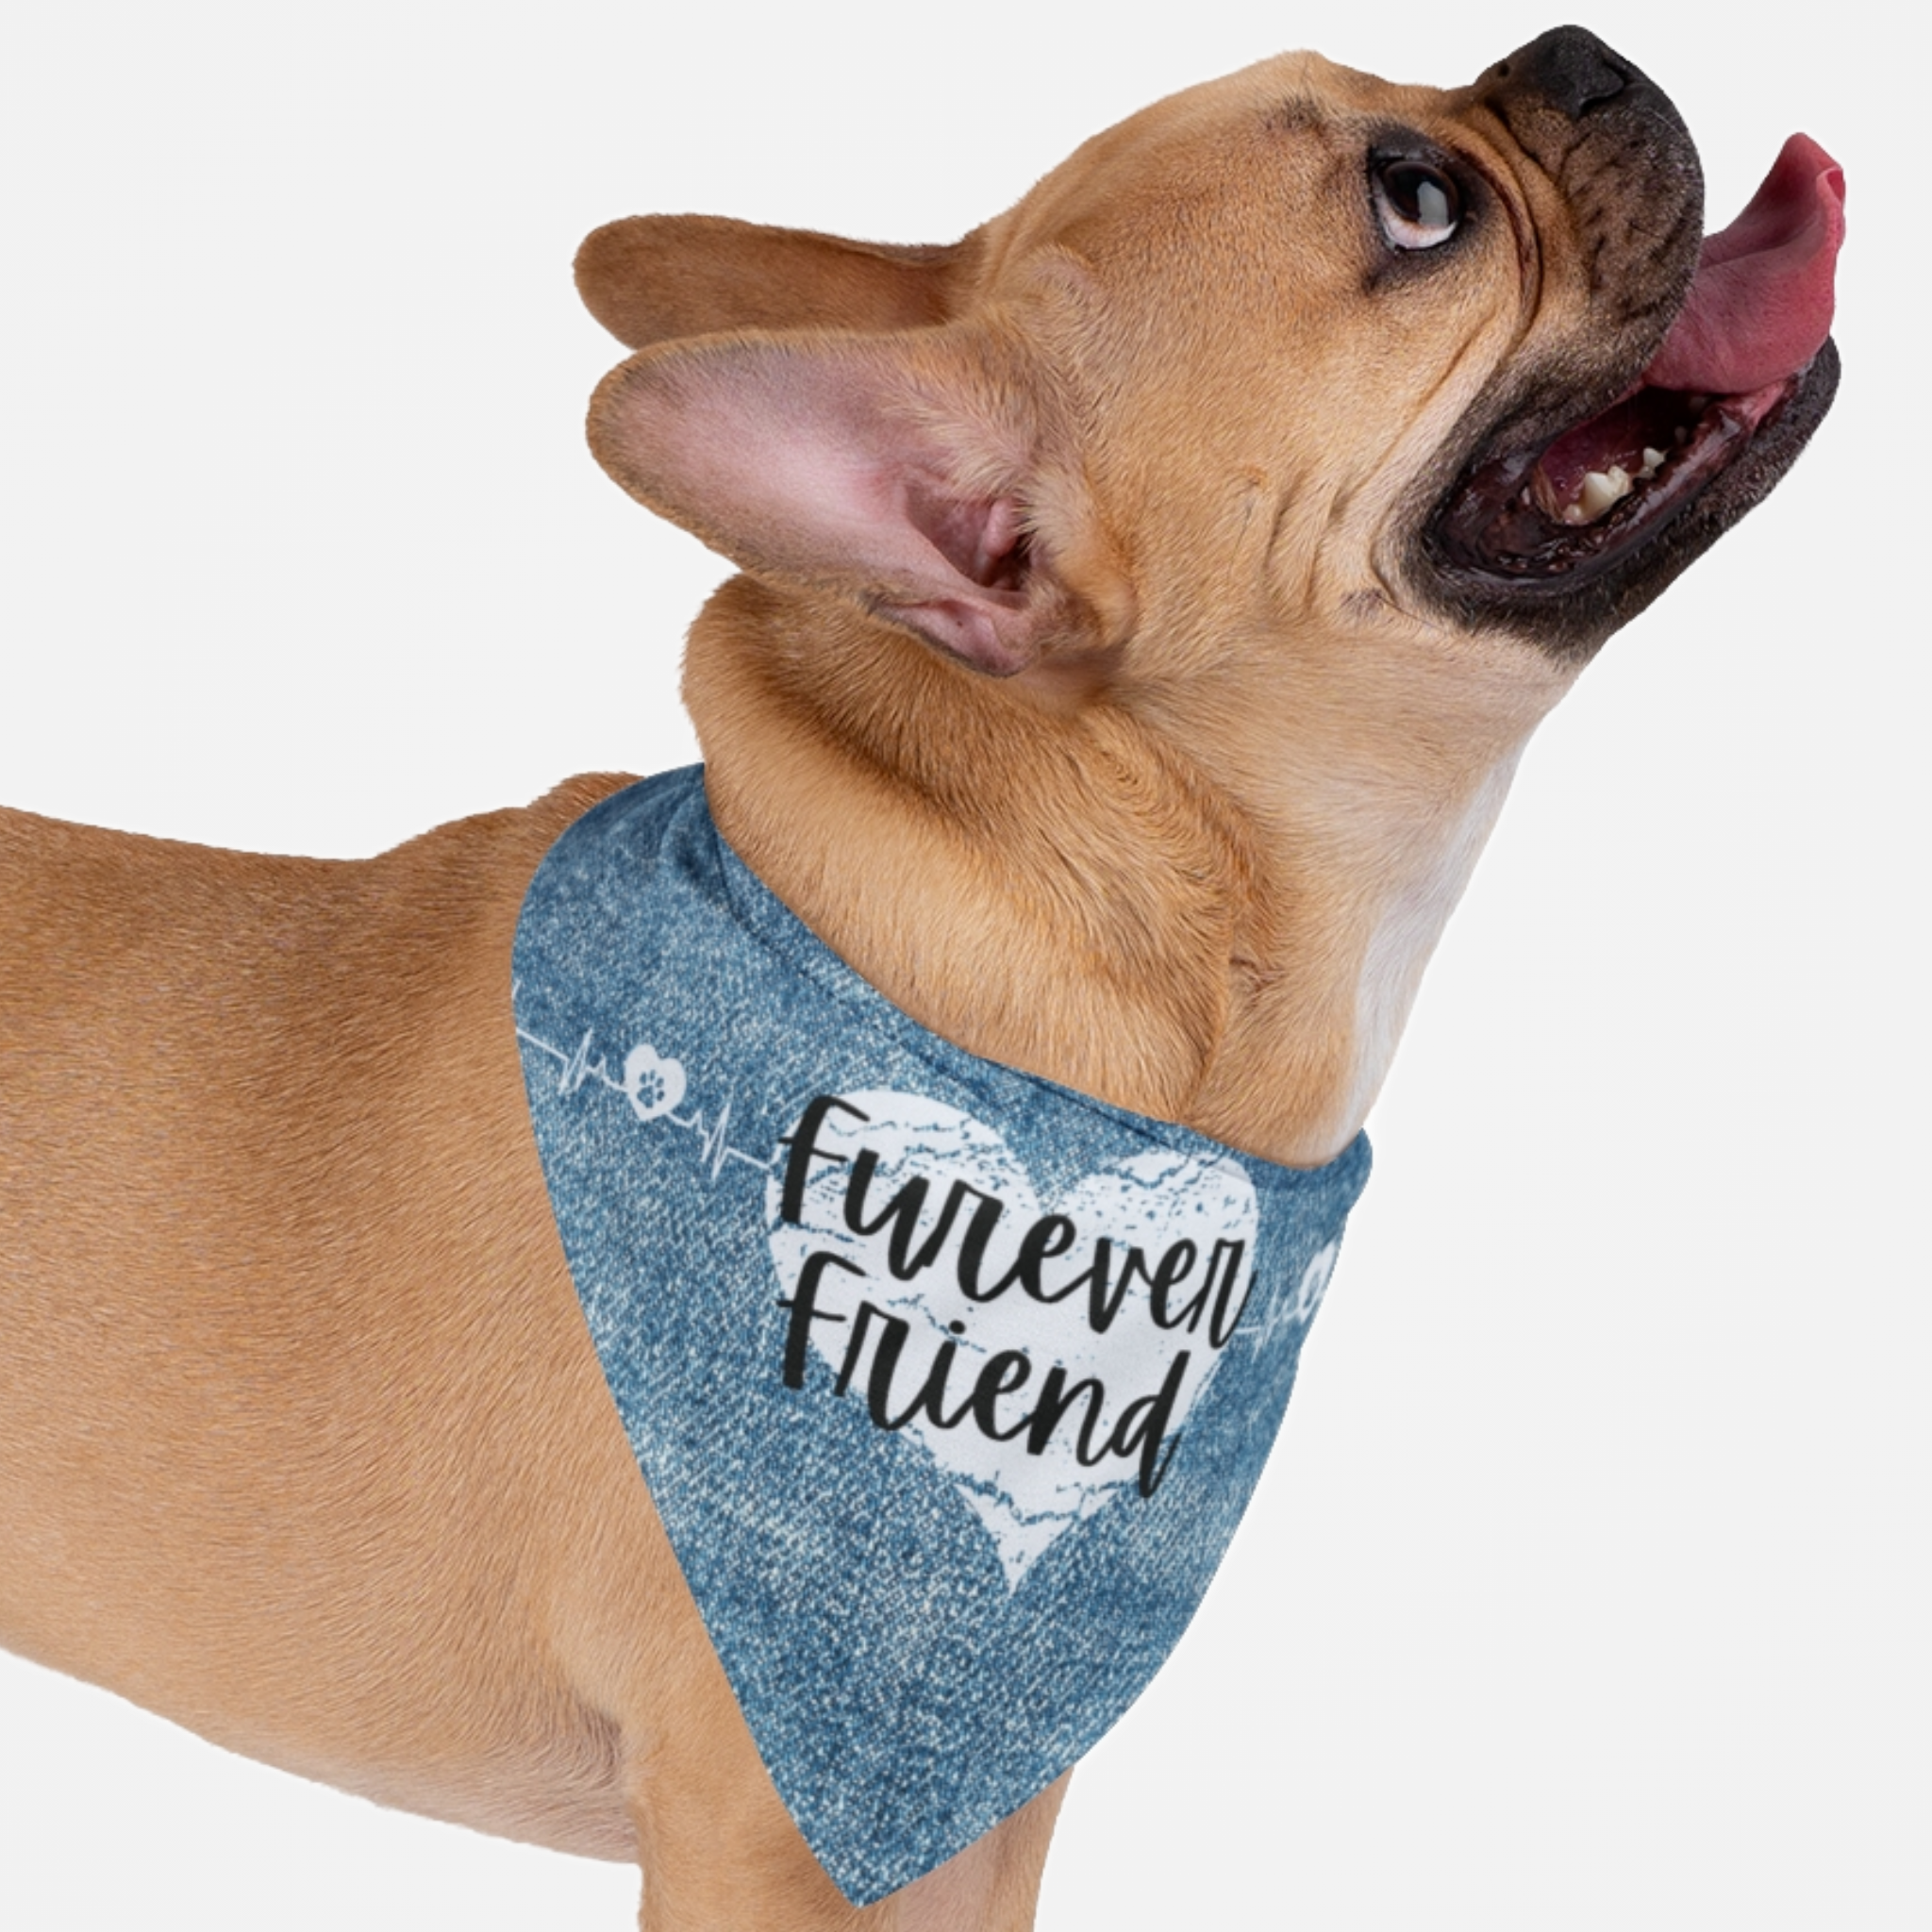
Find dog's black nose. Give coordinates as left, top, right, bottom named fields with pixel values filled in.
left=1482, top=25, right=1637, bottom=119
left=1475, top=24, right=1690, bottom=158
left=1471, top=24, right=1702, bottom=372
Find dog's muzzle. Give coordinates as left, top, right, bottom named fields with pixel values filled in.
left=1414, top=25, right=1842, bottom=656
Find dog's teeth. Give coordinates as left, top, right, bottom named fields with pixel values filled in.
left=1575, top=466, right=1633, bottom=520
left=1640, top=446, right=1666, bottom=478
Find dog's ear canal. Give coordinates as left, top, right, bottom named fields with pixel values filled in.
left=588, top=328, right=1107, bottom=676
left=575, top=216, right=982, bottom=349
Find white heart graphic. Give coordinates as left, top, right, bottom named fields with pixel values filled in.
left=621, top=1042, right=687, bottom=1123
left=766, top=1091, right=1261, bottom=1588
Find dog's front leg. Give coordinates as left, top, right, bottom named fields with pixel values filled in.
left=883, top=1778, right=1069, bottom=1932
left=621, top=1700, right=1066, bottom=1932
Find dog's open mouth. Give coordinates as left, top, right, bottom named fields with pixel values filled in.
left=1426, top=134, right=1844, bottom=618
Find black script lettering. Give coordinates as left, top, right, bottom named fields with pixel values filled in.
left=1140, top=1241, right=1204, bottom=1333
left=777, top=1252, right=863, bottom=1389
left=776, top=1095, right=870, bottom=1224
left=833, top=1299, right=889, bottom=1398
left=825, top=1298, right=959, bottom=1435
left=1204, top=1239, right=1255, bottom=1347
left=833, top=1304, right=1034, bottom=1441
left=1058, top=1239, right=1124, bottom=1333
left=860, top=1306, right=919, bottom=1432
left=1108, top=1349, right=1191, bottom=1497
left=954, top=1192, right=1012, bottom=1301
left=880, top=1319, right=974, bottom=1433
left=829, top=1298, right=917, bottom=1427
left=988, top=1213, right=1077, bottom=1302
left=843, top=1159, right=1003, bottom=1284
left=968, top=1350, right=1034, bottom=1441
left=1024, top=1365, right=1110, bottom=1465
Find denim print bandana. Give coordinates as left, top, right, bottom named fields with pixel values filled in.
left=511, top=766, right=1370, bottom=1904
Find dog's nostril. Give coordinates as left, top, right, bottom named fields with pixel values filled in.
left=1487, top=26, right=1637, bottom=120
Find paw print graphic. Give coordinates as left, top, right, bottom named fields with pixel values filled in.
left=622, top=1042, right=687, bottom=1124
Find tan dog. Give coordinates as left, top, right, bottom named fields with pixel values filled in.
left=0, top=26, right=1840, bottom=1932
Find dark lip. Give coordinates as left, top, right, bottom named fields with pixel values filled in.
left=1410, top=340, right=1840, bottom=657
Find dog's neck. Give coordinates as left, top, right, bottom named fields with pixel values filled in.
left=688, top=578, right=1570, bottom=1167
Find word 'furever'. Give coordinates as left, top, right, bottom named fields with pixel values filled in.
left=773, top=1095, right=1256, bottom=1496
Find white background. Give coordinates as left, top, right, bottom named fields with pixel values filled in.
left=2, top=2, right=1923, bottom=1926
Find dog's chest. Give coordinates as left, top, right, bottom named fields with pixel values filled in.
left=510, top=764, right=1369, bottom=1904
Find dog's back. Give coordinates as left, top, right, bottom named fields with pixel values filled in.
left=0, top=784, right=689, bottom=1858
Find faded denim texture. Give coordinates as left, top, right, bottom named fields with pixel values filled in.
left=512, top=767, right=1371, bottom=1903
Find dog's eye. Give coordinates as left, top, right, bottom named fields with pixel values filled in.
left=1372, top=159, right=1463, bottom=250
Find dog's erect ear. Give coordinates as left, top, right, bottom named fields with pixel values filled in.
left=589, top=327, right=1110, bottom=675
left=575, top=217, right=981, bottom=350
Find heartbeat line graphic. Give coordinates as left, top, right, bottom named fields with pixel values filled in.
left=1236, top=1239, right=1339, bottom=1351
left=514, top=990, right=772, bottom=1183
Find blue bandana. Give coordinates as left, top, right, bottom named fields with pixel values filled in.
left=511, top=767, right=1370, bottom=1904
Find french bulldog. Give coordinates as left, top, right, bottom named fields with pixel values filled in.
left=0, top=25, right=1841, bottom=1931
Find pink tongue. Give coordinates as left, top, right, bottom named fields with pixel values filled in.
left=1642, top=133, right=1844, bottom=393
